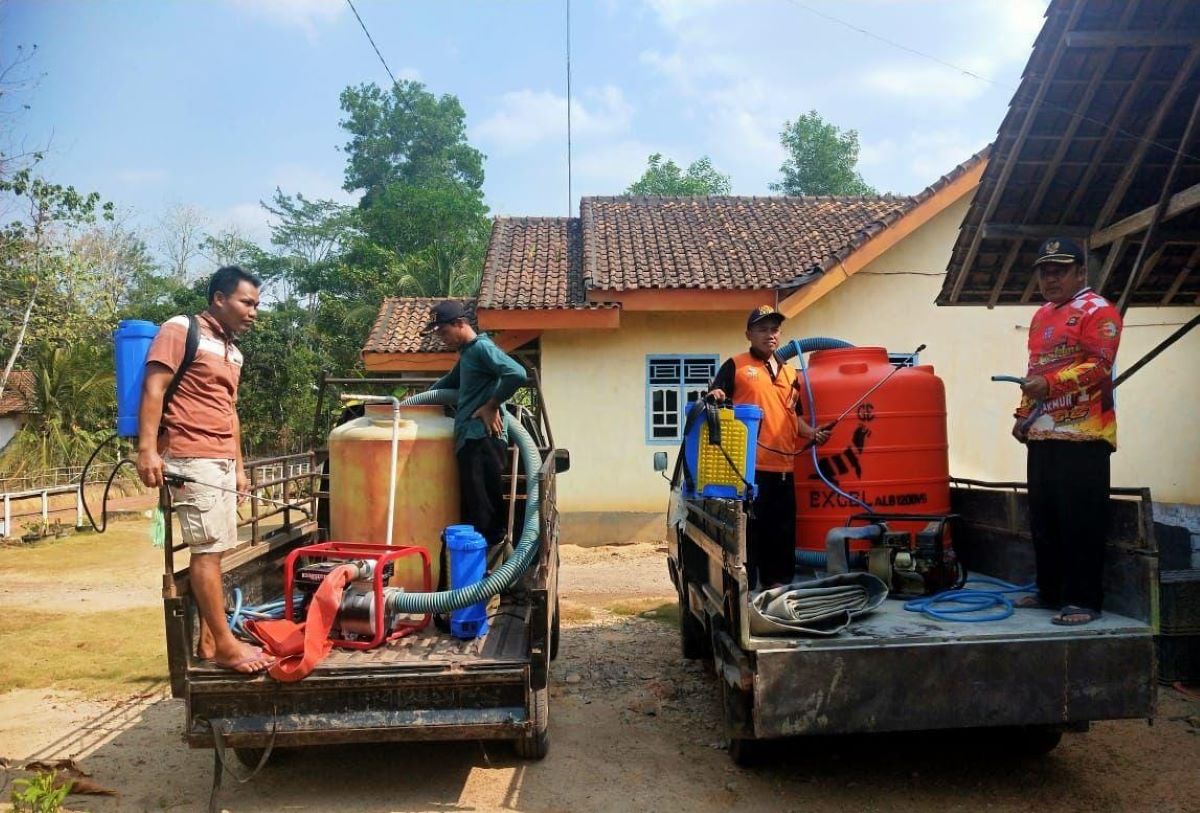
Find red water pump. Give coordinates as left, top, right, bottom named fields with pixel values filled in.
left=283, top=542, right=432, bottom=650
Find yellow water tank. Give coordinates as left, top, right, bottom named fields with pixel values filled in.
left=328, top=404, right=458, bottom=591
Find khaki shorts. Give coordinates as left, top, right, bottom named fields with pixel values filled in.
left=166, top=457, right=238, bottom=555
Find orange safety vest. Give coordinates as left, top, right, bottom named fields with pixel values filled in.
left=729, top=351, right=802, bottom=473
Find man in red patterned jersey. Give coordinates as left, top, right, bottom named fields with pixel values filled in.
left=708, top=306, right=830, bottom=589
left=135, top=266, right=271, bottom=672
left=1012, top=238, right=1122, bottom=626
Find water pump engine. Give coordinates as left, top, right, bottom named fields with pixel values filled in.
left=283, top=542, right=432, bottom=650
left=825, top=513, right=964, bottom=598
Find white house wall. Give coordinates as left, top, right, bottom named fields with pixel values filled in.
left=541, top=196, right=1200, bottom=543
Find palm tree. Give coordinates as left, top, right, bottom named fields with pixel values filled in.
left=0, top=342, right=116, bottom=477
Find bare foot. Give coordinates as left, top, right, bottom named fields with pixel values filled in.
left=211, top=640, right=274, bottom=674
left=196, top=622, right=217, bottom=661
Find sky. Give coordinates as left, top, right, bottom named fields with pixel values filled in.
left=3, top=0, right=1050, bottom=248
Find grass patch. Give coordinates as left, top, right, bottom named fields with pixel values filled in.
left=607, top=597, right=679, bottom=626
left=0, top=606, right=167, bottom=696
left=558, top=600, right=595, bottom=623
left=0, top=519, right=155, bottom=580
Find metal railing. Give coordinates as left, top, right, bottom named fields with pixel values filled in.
left=0, top=464, right=139, bottom=494
left=1, top=452, right=318, bottom=541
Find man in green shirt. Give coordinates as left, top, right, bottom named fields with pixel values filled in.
left=426, top=301, right=529, bottom=552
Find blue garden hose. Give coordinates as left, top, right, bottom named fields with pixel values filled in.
left=226, top=587, right=296, bottom=638
left=777, top=338, right=872, bottom=516
left=903, top=575, right=1037, bottom=622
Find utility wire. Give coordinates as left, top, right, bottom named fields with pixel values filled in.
left=780, top=0, right=1200, bottom=166
left=566, top=0, right=574, bottom=216
left=346, top=0, right=398, bottom=86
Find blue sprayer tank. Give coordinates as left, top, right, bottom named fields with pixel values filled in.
left=444, top=524, right=490, bottom=640
left=113, top=320, right=159, bottom=438
left=682, top=403, right=763, bottom=500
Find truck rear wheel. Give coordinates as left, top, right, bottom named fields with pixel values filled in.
left=514, top=687, right=549, bottom=759
left=1011, top=725, right=1063, bottom=755
left=728, top=736, right=763, bottom=767
left=550, top=596, right=561, bottom=661
left=679, top=595, right=711, bottom=659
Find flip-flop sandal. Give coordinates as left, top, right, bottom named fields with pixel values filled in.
left=1050, top=605, right=1101, bottom=626
left=214, top=648, right=275, bottom=674
left=1014, top=595, right=1051, bottom=609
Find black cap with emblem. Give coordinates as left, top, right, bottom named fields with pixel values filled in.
left=1035, top=237, right=1085, bottom=267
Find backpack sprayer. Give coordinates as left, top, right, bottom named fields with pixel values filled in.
left=81, top=318, right=310, bottom=541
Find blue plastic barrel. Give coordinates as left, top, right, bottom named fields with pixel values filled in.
left=446, top=526, right=490, bottom=640
left=113, top=320, right=159, bottom=438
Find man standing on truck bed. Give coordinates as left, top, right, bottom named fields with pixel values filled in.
left=135, top=265, right=270, bottom=673
left=425, top=301, right=528, bottom=560
left=707, top=305, right=829, bottom=589
left=1012, top=238, right=1122, bottom=627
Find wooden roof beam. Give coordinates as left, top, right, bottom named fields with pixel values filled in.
left=1062, top=41, right=1164, bottom=222
left=1095, top=236, right=1129, bottom=294
left=1066, top=29, right=1200, bottom=48
left=1162, top=245, right=1200, bottom=304
left=946, top=0, right=1087, bottom=303
left=1025, top=2, right=1142, bottom=218
left=1089, top=181, right=1200, bottom=248
left=982, top=224, right=1091, bottom=241
left=986, top=240, right=1025, bottom=308
left=1094, top=46, right=1200, bottom=230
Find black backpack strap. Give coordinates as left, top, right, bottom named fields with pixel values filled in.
left=161, top=315, right=200, bottom=417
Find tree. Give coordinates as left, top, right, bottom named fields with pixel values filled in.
left=0, top=341, right=114, bottom=476
left=260, top=189, right=358, bottom=309
left=625, top=153, right=732, bottom=196
left=157, top=203, right=208, bottom=282
left=0, top=165, right=113, bottom=402
left=339, top=80, right=486, bottom=204
left=770, top=111, right=876, bottom=196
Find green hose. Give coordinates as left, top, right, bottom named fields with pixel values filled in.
left=380, top=389, right=543, bottom=614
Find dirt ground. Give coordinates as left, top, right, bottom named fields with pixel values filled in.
left=1, top=528, right=1198, bottom=813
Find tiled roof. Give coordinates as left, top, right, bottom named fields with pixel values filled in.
left=365, top=152, right=988, bottom=353
left=0, top=371, right=33, bottom=415
left=477, top=217, right=613, bottom=310
left=579, top=195, right=911, bottom=291
left=362, top=297, right=476, bottom=355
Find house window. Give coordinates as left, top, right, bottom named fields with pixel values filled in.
left=889, top=352, right=919, bottom=368
left=646, top=355, right=718, bottom=443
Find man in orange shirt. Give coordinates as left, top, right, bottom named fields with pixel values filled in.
left=708, top=306, right=829, bottom=588
left=135, top=266, right=271, bottom=673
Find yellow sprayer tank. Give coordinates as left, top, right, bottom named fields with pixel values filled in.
left=328, top=404, right=458, bottom=591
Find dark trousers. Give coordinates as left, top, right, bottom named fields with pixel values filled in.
left=1027, top=439, right=1111, bottom=611
left=747, top=470, right=797, bottom=588
left=457, top=436, right=510, bottom=549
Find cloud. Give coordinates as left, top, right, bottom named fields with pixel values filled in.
left=861, top=61, right=993, bottom=104
left=573, top=140, right=661, bottom=193
left=226, top=0, right=344, bottom=39
left=113, top=168, right=167, bottom=186
left=270, top=163, right=356, bottom=205
left=474, top=86, right=633, bottom=152
left=215, top=202, right=274, bottom=245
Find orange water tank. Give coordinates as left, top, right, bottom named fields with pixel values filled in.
left=328, top=404, right=458, bottom=590
left=794, top=346, right=950, bottom=552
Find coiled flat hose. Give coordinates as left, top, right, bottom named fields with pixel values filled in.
left=377, top=388, right=542, bottom=614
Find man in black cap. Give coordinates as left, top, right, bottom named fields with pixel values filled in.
left=707, top=305, right=829, bottom=588
left=1012, top=238, right=1122, bottom=626
left=424, top=301, right=528, bottom=557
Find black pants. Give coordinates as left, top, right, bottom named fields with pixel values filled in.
left=1027, top=439, right=1111, bottom=611
left=457, top=436, right=510, bottom=549
left=747, top=470, right=797, bottom=589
